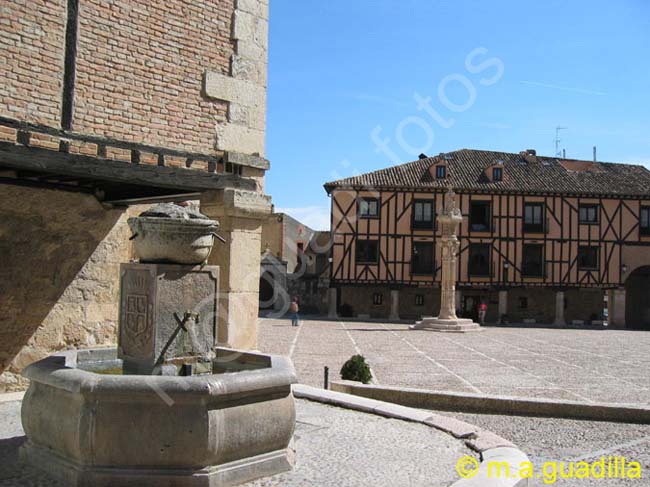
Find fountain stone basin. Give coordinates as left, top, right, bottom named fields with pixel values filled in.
left=20, top=347, right=297, bottom=487
left=128, top=216, right=219, bottom=265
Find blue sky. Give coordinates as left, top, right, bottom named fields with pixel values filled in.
left=265, top=0, right=650, bottom=230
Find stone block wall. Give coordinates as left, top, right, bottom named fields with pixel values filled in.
left=506, top=287, right=555, bottom=323
left=0, top=0, right=66, bottom=126
left=339, top=286, right=391, bottom=319
left=399, top=287, right=441, bottom=320
left=565, top=288, right=604, bottom=323
left=0, top=186, right=146, bottom=391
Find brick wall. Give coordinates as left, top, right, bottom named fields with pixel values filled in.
left=0, top=0, right=66, bottom=126
left=74, top=0, right=234, bottom=153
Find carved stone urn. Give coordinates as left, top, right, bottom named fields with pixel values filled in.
left=128, top=203, right=221, bottom=265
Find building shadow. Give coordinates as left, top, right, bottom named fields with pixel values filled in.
left=0, top=186, right=124, bottom=375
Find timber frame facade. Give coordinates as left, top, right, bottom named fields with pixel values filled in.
left=324, top=149, right=650, bottom=327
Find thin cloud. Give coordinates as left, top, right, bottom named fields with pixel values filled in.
left=520, top=80, right=606, bottom=96
left=276, top=206, right=330, bottom=231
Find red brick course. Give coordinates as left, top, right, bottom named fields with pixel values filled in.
left=1, top=0, right=236, bottom=154
left=74, top=0, right=234, bottom=153
left=0, top=0, right=66, bottom=126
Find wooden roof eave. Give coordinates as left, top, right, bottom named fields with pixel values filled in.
left=0, top=141, right=257, bottom=205
left=323, top=182, right=650, bottom=200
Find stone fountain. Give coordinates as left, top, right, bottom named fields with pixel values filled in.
left=411, top=189, right=482, bottom=332
left=20, top=204, right=297, bottom=486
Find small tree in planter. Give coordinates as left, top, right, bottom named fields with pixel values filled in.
left=340, top=354, right=372, bottom=384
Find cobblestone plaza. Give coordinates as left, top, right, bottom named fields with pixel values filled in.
left=259, top=318, right=650, bottom=405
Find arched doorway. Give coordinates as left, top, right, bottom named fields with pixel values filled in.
left=625, top=266, right=650, bottom=329
left=259, top=271, right=275, bottom=310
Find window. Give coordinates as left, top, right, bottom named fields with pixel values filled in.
left=355, top=240, right=379, bottom=264
left=412, top=200, right=434, bottom=229
left=578, top=246, right=599, bottom=270
left=435, top=165, right=446, bottom=179
left=415, top=294, right=424, bottom=306
left=641, top=206, right=650, bottom=236
left=522, top=244, right=544, bottom=277
left=469, top=201, right=491, bottom=232
left=492, top=167, right=503, bottom=181
left=225, top=162, right=243, bottom=175
left=518, top=297, right=528, bottom=309
left=359, top=198, right=379, bottom=218
left=372, top=293, right=383, bottom=305
left=523, top=203, right=544, bottom=233
left=579, top=204, right=598, bottom=224
left=468, top=243, right=491, bottom=276
left=411, top=241, right=434, bottom=275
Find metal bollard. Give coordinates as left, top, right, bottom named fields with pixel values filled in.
left=324, top=366, right=329, bottom=390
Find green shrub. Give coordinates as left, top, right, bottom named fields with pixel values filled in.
left=340, top=354, right=372, bottom=384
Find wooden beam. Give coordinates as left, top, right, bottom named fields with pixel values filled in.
left=0, top=142, right=256, bottom=192
left=0, top=176, right=92, bottom=194
left=0, top=116, right=221, bottom=165
left=104, top=192, right=202, bottom=206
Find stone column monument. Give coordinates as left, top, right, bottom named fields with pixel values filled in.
left=411, top=189, right=481, bottom=332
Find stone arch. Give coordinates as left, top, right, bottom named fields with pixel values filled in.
left=625, top=265, right=650, bottom=329
left=259, top=271, right=275, bottom=310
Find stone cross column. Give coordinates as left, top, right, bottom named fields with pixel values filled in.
left=437, top=233, right=460, bottom=320
left=411, top=188, right=481, bottom=332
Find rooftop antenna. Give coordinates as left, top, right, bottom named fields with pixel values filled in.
left=555, top=126, right=567, bottom=157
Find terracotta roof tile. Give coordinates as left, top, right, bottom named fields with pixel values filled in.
left=324, top=149, right=650, bottom=197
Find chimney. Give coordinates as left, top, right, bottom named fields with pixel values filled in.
left=593, top=146, right=597, bottom=162
left=520, top=149, right=538, bottom=164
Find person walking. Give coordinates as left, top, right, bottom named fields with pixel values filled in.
left=478, top=300, right=488, bottom=325
left=289, top=296, right=300, bottom=327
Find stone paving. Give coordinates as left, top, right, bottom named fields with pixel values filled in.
left=439, top=409, right=650, bottom=486
left=0, top=398, right=472, bottom=487
left=259, top=318, right=650, bottom=405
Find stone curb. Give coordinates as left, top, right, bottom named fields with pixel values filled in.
left=330, top=380, right=650, bottom=424
left=293, top=384, right=528, bottom=487
left=0, top=391, right=25, bottom=403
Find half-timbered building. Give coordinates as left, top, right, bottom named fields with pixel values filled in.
left=324, top=149, right=650, bottom=328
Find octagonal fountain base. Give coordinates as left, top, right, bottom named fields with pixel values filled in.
left=20, top=347, right=296, bottom=487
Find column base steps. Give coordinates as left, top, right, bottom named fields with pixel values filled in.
left=410, top=317, right=483, bottom=333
